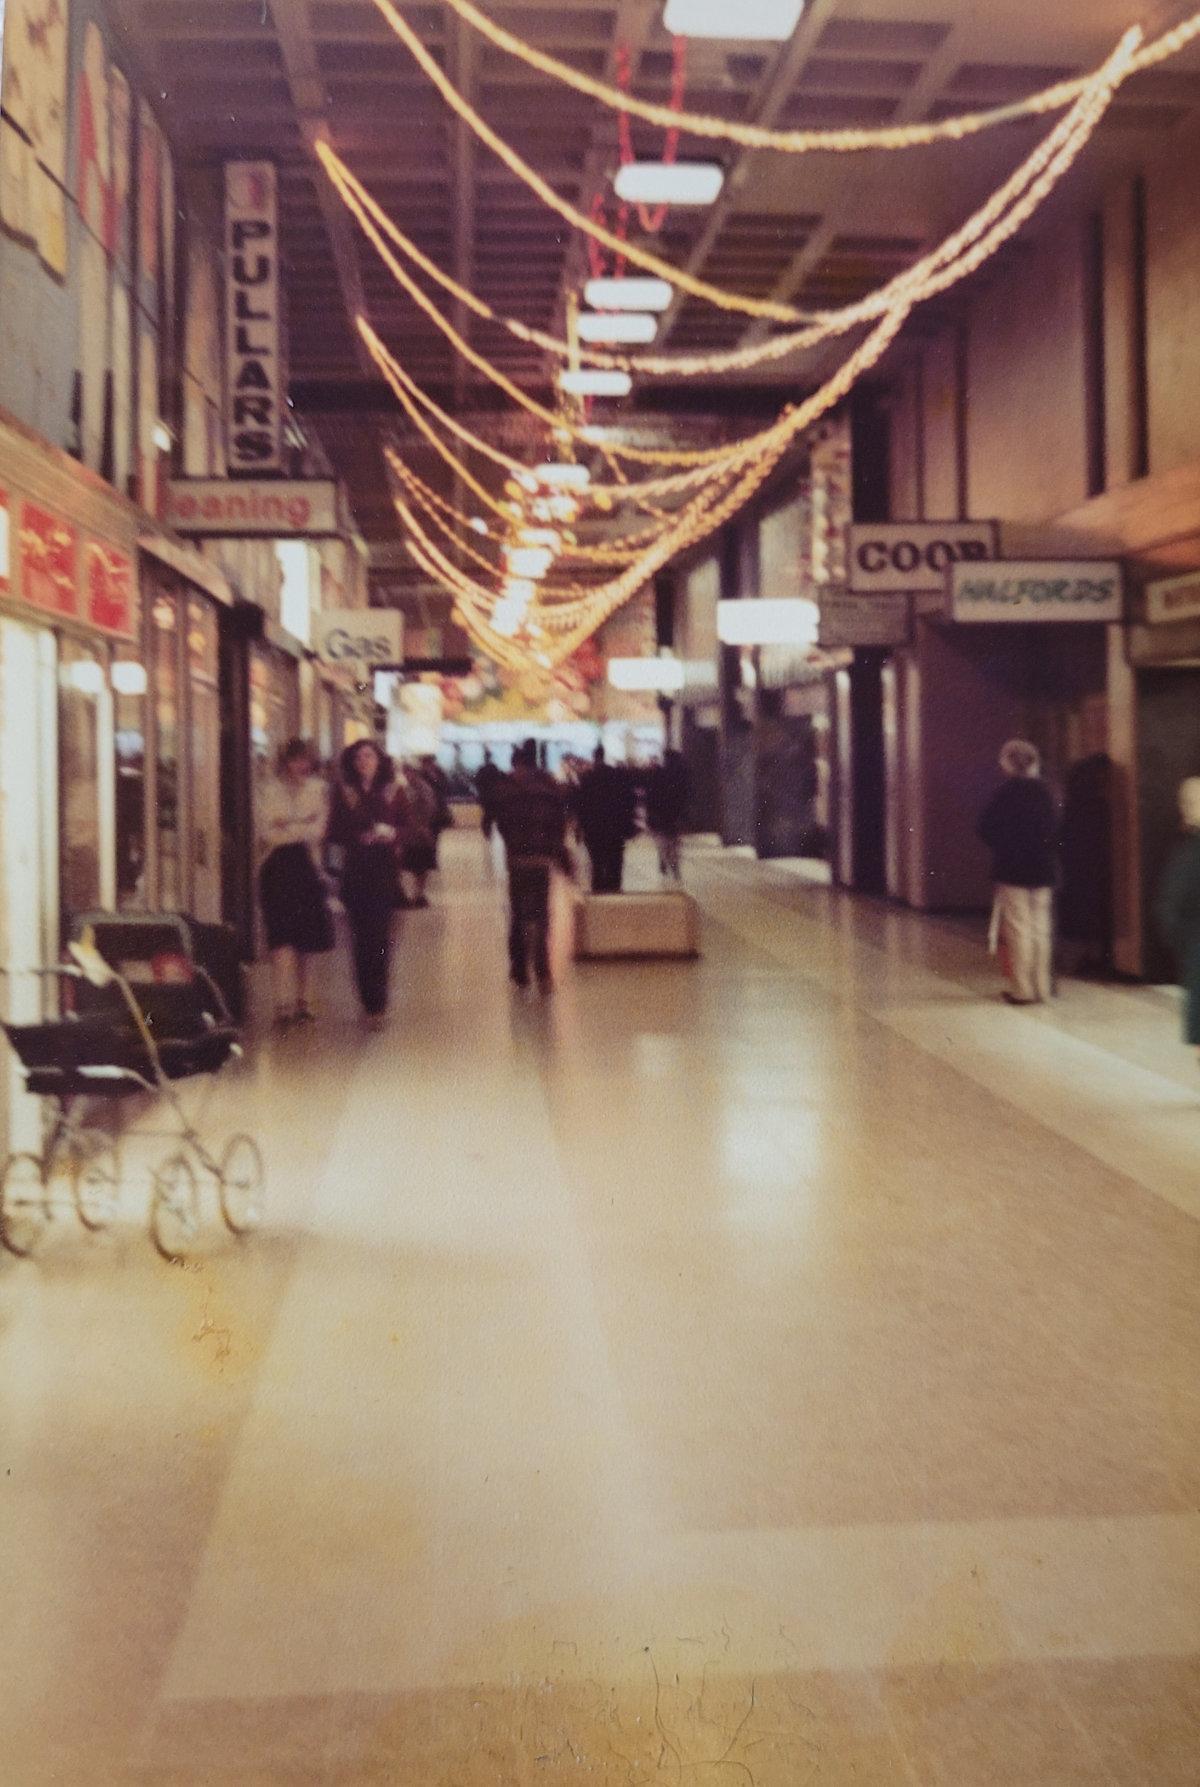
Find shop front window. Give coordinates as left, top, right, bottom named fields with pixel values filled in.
left=112, top=645, right=149, bottom=908
left=152, top=586, right=183, bottom=910
left=187, top=596, right=222, bottom=922
left=58, top=637, right=106, bottom=922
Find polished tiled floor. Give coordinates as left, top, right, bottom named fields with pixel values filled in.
left=2, top=833, right=1198, bottom=1784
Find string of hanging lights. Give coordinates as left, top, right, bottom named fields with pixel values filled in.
left=424, top=0, right=1200, bottom=157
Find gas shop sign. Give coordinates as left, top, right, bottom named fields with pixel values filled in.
left=848, top=521, right=998, bottom=594
left=225, top=161, right=283, bottom=472
left=950, top=560, right=1123, bottom=624
left=313, top=609, right=404, bottom=667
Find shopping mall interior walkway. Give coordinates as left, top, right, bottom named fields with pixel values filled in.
left=3, top=832, right=1198, bottom=1785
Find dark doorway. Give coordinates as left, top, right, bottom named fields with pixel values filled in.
left=1137, top=666, right=1200, bottom=981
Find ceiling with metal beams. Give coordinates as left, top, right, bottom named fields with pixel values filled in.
left=111, top=0, right=1200, bottom=625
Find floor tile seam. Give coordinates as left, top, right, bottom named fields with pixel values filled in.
left=875, top=1003, right=1200, bottom=1219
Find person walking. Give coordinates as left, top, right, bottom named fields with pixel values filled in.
left=326, top=740, right=400, bottom=1024
left=258, top=738, right=333, bottom=1025
left=646, top=749, right=690, bottom=881
left=495, top=739, right=571, bottom=992
left=573, top=745, right=637, bottom=894
left=1155, top=776, right=1200, bottom=1069
left=395, top=759, right=439, bottom=908
left=476, top=750, right=504, bottom=840
left=978, top=739, right=1059, bottom=1006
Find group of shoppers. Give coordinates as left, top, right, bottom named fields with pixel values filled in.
left=258, top=739, right=450, bottom=1027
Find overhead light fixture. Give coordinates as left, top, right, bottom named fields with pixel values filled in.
left=558, top=368, right=634, bottom=398
left=505, top=546, right=554, bottom=579
left=716, top=598, right=821, bottom=646
left=533, top=462, right=591, bottom=490
left=607, top=656, right=686, bottom=693
left=613, top=161, right=724, bottom=206
left=492, top=608, right=520, bottom=637
left=576, top=311, right=658, bottom=345
left=663, top=0, right=806, bottom=41
left=583, top=277, right=674, bottom=313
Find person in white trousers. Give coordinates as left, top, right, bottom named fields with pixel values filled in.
left=978, top=740, right=1059, bottom=1006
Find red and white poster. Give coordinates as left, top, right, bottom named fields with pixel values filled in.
left=83, top=540, right=135, bottom=636
left=19, top=501, right=79, bottom=617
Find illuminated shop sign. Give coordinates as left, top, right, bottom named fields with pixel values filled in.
left=224, top=160, right=283, bottom=472
left=949, top=560, right=1123, bottom=624
left=165, top=479, right=338, bottom=536
left=847, top=521, right=999, bottom=594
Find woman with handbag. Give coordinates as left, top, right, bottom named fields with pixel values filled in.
left=326, top=741, right=401, bottom=1024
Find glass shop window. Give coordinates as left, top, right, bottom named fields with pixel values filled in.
left=111, top=644, right=149, bottom=909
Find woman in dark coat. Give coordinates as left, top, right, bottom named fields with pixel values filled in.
left=326, top=741, right=400, bottom=1022
left=1155, top=776, right=1200, bottom=1063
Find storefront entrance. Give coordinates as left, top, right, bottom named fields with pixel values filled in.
left=1136, top=665, right=1200, bottom=981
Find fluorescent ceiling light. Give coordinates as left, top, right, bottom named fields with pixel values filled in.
left=584, top=276, right=674, bottom=313
left=576, top=311, right=658, bottom=345
left=558, top=368, right=633, bottom=398
left=491, top=609, right=520, bottom=637
left=716, top=598, right=821, bottom=646
left=664, top=0, right=805, bottom=40
left=505, top=546, right=554, bottom=579
left=613, top=161, right=724, bottom=206
left=533, top=462, right=591, bottom=490
left=608, top=656, right=686, bottom=693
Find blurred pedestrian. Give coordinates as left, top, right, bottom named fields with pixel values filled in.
left=1155, top=776, right=1200, bottom=1068
left=396, top=760, right=439, bottom=908
left=475, top=750, right=504, bottom=839
left=259, top=738, right=333, bottom=1025
left=978, top=739, right=1059, bottom=1006
left=646, top=749, right=690, bottom=881
left=326, top=741, right=400, bottom=1024
left=495, top=738, right=571, bottom=992
left=573, top=745, right=637, bottom=893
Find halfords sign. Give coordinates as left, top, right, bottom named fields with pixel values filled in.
left=950, top=560, right=1123, bottom=623
left=848, top=521, right=998, bottom=593
left=313, top=609, right=403, bottom=667
left=165, top=479, right=338, bottom=536
left=225, top=161, right=283, bottom=472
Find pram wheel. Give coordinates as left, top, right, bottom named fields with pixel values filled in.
left=218, top=1134, right=264, bottom=1234
left=150, top=1152, right=200, bottom=1260
left=0, top=1153, right=50, bottom=1257
left=70, top=1130, right=121, bottom=1231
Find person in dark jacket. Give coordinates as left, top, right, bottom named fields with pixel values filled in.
left=325, top=740, right=400, bottom=1022
left=495, top=739, right=571, bottom=991
left=572, top=745, right=637, bottom=893
left=645, top=750, right=690, bottom=881
left=977, top=739, right=1059, bottom=1005
left=1155, top=776, right=1200, bottom=1065
left=476, top=751, right=504, bottom=839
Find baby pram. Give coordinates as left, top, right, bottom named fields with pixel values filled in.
left=0, top=913, right=264, bottom=1260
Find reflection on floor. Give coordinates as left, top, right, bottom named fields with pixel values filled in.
left=2, top=833, right=1198, bottom=1784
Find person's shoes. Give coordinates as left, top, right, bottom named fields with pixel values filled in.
left=538, top=976, right=554, bottom=997
left=510, top=970, right=529, bottom=989
left=1002, top=992, right=1037, bottom=1006
left=413, top=895, right=431, bottom=910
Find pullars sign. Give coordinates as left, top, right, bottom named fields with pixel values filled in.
left=224, top=161, right=284, bottom=473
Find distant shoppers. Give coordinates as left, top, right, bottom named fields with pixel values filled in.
left=495, top=738, right=572, bottom=992
left=326, top=740, right=400, bottom=1023
left=395, top=760, right=439, bottom=908
left=1155, top=776, right=1200, bottom=1068
left=1058, top=753, right=1114, bottom=976
left=259, top=738, right=333, bottom=1025
left=419, top=754, right=454, bottom=860
left=646, top=749, right=690, bottom=881
left=573, top=745, right=637, bottom=894
left=978, top=739, right=1059, bottom=1006
left=476, top=751, right=504, bottom=839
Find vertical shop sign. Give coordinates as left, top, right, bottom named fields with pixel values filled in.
left=224, top=161, right=283, bottom=473
left=83, top=541, right=135, bottom=636
left=19, top=502, right=78, bottom=617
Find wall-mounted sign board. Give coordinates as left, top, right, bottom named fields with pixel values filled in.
left=819, top=592, right=910, bottom=648
left=313, top=609, right=404, bottom=667
left=847, top=521, right=998, bottom=593
left=949, top=559, right=1123, bottom=624
left=1145, top=570, right=1200, bottom=627
left=165, top=479, right=338, bottom=537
